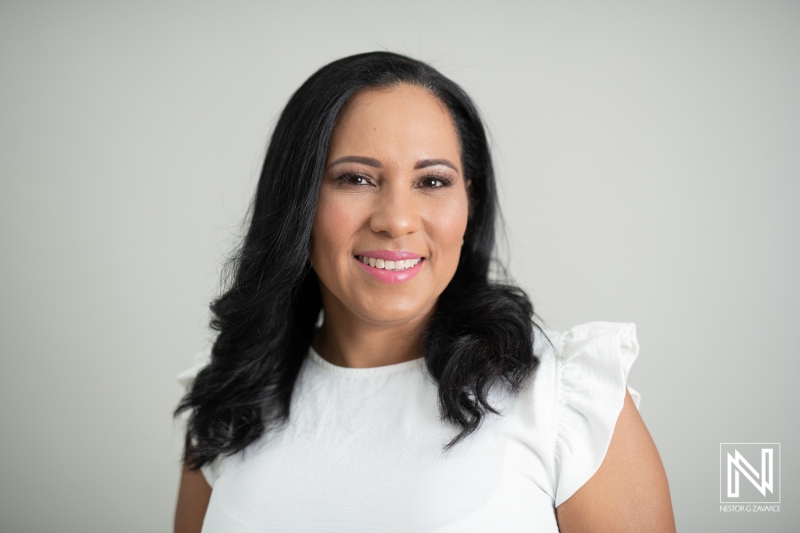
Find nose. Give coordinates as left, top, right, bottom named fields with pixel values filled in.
left=368, top=178, right=421, bottom=239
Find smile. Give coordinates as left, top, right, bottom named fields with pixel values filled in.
left=356, top=255, right=422, bottom=271
left=353, top=254, right=425, bottom=284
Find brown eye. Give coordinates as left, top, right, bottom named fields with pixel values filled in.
left=421, top=177, right=452, bottom=189
left=336, top=173, right=371, bottom=186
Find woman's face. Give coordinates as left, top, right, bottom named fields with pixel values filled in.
left=310, top=83, right=470, bottom=327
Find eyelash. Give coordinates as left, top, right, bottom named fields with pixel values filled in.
left=335, top=172, right=453, bottom=189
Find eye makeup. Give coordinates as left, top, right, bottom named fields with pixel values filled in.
left=330, top=167, right=455, bottom=189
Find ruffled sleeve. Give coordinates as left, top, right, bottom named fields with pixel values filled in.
left=176, top=349, right=212, bottom=404
left=176, top=348, right=225, bottom=487
left=553, top=322, right=641, bottom=507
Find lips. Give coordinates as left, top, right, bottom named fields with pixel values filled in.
left=354, top=253, right=425, bottom=284
left=355, top=255, right=421, bottom=271
left=355, top=250, right=423, bottom=261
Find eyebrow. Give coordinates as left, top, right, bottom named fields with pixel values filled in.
left=327, top=156, right=382, bottom=169
left=415, top=159, right=458, bottom=172
left=327, top=156, right=459, bottom=173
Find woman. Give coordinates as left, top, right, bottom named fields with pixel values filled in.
left=174, top=51, right=676, bottom=532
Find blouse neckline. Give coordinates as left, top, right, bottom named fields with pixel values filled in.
left=307, top=345, right=424, bottom=377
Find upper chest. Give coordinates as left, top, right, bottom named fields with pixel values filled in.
left=202, top=359, right=559, bottom=532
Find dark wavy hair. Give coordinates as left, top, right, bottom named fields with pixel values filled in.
left=175, top=51, right=548, bottom=471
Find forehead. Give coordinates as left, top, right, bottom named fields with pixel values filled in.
left=327, top=83, right=461, bottom=166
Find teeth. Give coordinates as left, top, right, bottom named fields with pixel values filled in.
left=357, top=256, right=422, bottom=271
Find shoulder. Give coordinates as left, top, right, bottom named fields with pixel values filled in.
left=534, top=321, right=638, bottom=366
left=175, top=347, right=227, bottom=488
left=525, top=321, right=675, bottom=531
left=547, top=322, right=675, bottom=530
left=176, top=348, right=212, bottom=391
left=555, top=387, right=676, bottom=532
left=533, top=321, right=641, bottom=411
left=549, top=321, right=638, bottom=365
left=522, top=321, right=642, bottom=505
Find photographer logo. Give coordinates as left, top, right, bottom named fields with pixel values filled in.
left=720, top=443, right=780, bottom=506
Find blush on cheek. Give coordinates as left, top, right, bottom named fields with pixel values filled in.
left=312, top=191, right=366, bottom=264
left=426, top=206, right=469, bottom=255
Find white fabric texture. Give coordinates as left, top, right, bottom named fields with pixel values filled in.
left=176, top=321, right=640, bottom=532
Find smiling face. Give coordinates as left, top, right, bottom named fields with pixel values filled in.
left=310, top=83, right=471, bottom=327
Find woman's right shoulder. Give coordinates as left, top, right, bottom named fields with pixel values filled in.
left=176, top=348, right=213, bottom=391
left=175, top=347, right=228, bottom=488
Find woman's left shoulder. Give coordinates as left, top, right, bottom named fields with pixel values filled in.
left=547, top=322, right=676, bottom=531
left=535, top=321, right=641, bottom=408
left=546, top=321, right=642, bottom=504
left=553, top=321, right=639, bottom=390
left=513, top=321, right=642, bottom=505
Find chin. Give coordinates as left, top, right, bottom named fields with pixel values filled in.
left=356, top=300, right=429, bottom=324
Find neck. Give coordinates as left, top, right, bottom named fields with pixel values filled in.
left=311, top=294, right=434, bottom=369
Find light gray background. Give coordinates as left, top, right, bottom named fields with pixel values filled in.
left=1, top=1, right=797, bottom=532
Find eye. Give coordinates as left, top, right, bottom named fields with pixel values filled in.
left=335, top=173, right=372, bottom=186
left=420, top=176, right=452, bottom=189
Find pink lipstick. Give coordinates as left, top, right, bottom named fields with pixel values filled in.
left=353, top=250, right=425, bottom=284
left=356, top=250, right=421, bottom=261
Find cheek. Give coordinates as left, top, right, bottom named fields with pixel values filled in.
left=426, top=197, right=469, bottom=263
left=312, top=192, right=362, bottom=256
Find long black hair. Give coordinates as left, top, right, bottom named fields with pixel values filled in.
left=175, top=51, right=547, bottom=470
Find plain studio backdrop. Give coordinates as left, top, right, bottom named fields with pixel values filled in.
left=1, top=1, right=798, bottom=532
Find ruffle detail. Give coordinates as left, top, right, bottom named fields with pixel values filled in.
left=553, top=322, right=640, bottom=507
left=176, top=348, right=212, bottom=390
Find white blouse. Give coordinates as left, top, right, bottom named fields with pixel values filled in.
left=176, top=321, right=641, bottom=532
